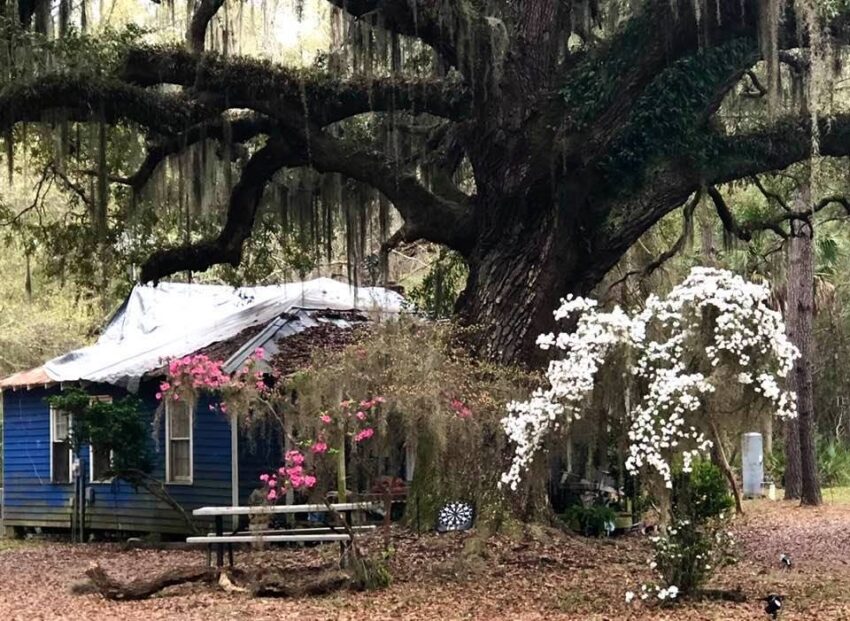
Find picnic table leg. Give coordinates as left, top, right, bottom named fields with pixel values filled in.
left=215, top=516, right=224, bottom=568
left=228, top=543, right=234, bottom=567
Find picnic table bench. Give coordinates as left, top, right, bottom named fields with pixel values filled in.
left=187, top=502, right=381, bottom=567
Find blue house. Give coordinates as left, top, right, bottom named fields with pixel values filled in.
left=1, top=279, right=403, bottom=535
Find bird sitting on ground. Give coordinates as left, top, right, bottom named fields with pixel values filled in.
left=762, top=594, right=783, bottom=619
left=780, top=553, right=792, bottom=570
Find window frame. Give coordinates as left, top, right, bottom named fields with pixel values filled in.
left=49, top=406, right=73, bottom=484
left=165, top=398, right=194, bottom=485
left=87, top=395, right=114, bottom=483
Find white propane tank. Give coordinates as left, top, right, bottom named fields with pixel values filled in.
left=742, top=432, right=764, bottom=498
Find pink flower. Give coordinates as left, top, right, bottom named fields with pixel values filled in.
left=286, top=465, right=303, bottom=477
left=160, top=381, right=171, bottom=392
left=289, top=474, right=304, bottom=489
left=354, top=427, right=375, bottom=443
left=155, top=392, right=163, bottom=400
left=172, top=393, right=180, bottom=401
left=303, top=475, right=317, bottom=488
left=254, top=371, right=264, bottom=380
left=374, top=396, right=386, bottom=403
left=255, top=381, right=266, bottom=391
left=267, top=478, right=277, bottom=488
left=220, top=403, right=228, bottom=414
left=311, top=442, right=328, bottom=454
left=359, top=400, right=372, bottom=410
left=253, top=347, right=265, bottom=360
left=340, top=399, right=352, bottom=409
left=208, top=404, right=216, bottom=411
left=285, top=450, right=305, bottom=466
left=320, top=414, right=332, bottom=425
left=267, top=489, right=277, bottom=501
left=356, top=411, right=367, bottom=421
left=259, top=473, right=270, bottom=482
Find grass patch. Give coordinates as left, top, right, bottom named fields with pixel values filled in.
left=0, top=537, right=31, bottom=553
left=823, top=487, right=850, bottom=505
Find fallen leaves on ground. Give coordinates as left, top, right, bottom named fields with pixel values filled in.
left=2, top=498, right=850, bottom=620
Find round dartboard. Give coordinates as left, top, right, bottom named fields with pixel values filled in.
left=436, top=501, right=475, bottom=533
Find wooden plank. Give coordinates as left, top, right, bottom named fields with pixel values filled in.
left=192, top=502, right=379, bottom=516
left=207, top=525, right=376, bottom=536
left=186, top=533, right=352, bottom=544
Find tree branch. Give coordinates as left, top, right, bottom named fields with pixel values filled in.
left=705, top=186, right=849, bottom=242
left=122, top=46, right=472, bottom=126
left=322, top=0, right=475, bottom=72
left=607, top=190, right=701, bottom=294
left=139, top=137, right=306, bottom=282
left=0, top=73, right=216, bottom=136
left=187, top=0, right=225, bottom=54
left=139, top=121, right=476, bottom=282
left=305, top=131, right=475, bottom=253
left=119, top=114, right=275, bottom=192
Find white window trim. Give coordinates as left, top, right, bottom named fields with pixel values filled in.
left=49, top=406, right=73, bottom=484
left=89, top=447, right=115, bottom=483
left=88, top=395, right=114, bottom=483
left=165, top=398, right=194, bottom=485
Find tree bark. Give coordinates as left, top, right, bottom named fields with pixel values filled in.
left=784, top=417, right=802, bottom=499
left=710, top=421, right=744, bottom=515
left=84, top=564, right=216, bottom=600
left=787, top=188, right=822, bottom=505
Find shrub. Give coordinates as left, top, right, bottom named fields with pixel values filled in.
left=817, top=439, right=850, bottom=488
left=271, top=319, right=537, bottom=530
left=564, top=505, right=617, bottom=538
left=630, top=462, right=736, bottom=603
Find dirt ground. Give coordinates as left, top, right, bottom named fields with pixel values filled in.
left=3, top=494, right=850, bottom=620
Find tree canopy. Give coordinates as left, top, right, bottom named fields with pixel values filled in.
left=2, top=0, right=850, bottom=363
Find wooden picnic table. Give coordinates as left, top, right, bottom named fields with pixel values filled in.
left=188, top=502, right=381, bottom=567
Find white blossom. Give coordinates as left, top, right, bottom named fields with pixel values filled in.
left=501, top=267, right=799, bottom=489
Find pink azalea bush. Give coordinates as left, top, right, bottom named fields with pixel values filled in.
left=260, top=450, right=317, bottom=501
left=259, top=395, right=385, bottom=504
left=156, top=348, right=270, bottom=415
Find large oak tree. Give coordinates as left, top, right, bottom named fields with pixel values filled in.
left=2, top=0, right=850, bottom=365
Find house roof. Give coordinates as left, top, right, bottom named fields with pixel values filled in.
left=1, top=278, right=404, bottom=391
left=0, top=366, right=52, bottom=389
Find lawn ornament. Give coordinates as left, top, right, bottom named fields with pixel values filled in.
left=436, top=501, right=474, bottom=533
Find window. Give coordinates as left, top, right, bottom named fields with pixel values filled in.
left=166, top=399, right=193, bottom=483
left=89, top=395, right=113, bottom=482
left=50, top=407, right=72, bottom=483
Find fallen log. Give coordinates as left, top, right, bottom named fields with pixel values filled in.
left=249, top=568, right=352, bottom=598
left=84, top=563, right=217, bottom=600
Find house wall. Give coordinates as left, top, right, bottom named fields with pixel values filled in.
left=1, top=384, right=236, bottom=535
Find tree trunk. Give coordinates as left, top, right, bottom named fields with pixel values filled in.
left=784, top=418, right=802, bottom=499
left=710, top=421, right=744, bottom=515
left=787, top=189, right=821, bottom=505
left=458, top=184, right=592, bottom=365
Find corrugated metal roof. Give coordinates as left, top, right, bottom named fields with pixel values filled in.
left=0, top=366, right=52, bottom=389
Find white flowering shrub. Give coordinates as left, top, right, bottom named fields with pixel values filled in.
left=501, top=267, right=798, bottom=491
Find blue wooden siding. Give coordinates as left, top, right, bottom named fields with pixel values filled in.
left=237, top=425, right=282, bottom=504
left=1, top=384, right=242, bottom=534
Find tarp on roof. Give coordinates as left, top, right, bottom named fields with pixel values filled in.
left=35, top=278, right=403, bottom=391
